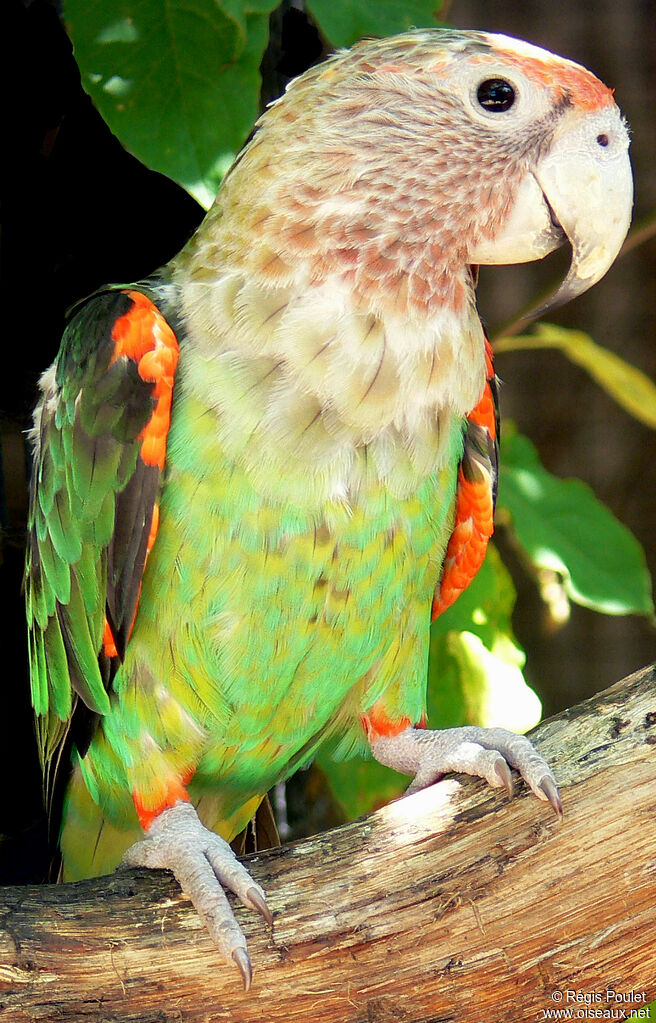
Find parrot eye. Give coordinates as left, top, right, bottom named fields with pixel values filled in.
left=476, top=79, right=516, bottom=112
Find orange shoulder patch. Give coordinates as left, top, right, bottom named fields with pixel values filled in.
left=432, top=339, right=498, bottom=620
left=102, top=292, right=179, bottom=660
left=111, top=290, right=180, bottom=471
left=431, top=469, right=494, bottom=619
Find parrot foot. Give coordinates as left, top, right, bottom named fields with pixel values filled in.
left=121, top=800, right=272, bottom=989
left=370, top=725, right=561, bottom=815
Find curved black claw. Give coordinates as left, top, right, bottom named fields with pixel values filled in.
left=494, top=758, right=514, bottom=800
left=539, top=776, right=563, bottom=817
left=232, top=947, right=253, bottom=991
left=247, top=886, right=273, bottom=926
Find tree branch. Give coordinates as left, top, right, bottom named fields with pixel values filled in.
left=1, top=665, right=655, bottom=1022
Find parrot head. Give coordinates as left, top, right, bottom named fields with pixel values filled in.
left=447, top=33, right=634, bottom=312
left=176, top=28, right=633, bottom=459
left=219, top=29, right=632, bottom=317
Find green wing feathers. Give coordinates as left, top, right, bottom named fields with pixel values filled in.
left=25, top=288, right=179, bottom=800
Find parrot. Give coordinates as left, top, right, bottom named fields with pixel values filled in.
left=25, top=28, right=632, bottom=988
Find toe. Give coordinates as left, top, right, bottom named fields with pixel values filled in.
left=120, top=801, right=270, bottom=982
left=205, top=840, right=270, bottom=917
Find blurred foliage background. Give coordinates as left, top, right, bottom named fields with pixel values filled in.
left=2, top=0, right=655, bottom=876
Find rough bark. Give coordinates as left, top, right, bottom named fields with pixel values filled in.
left=1, top=664, right=655, bottom=1023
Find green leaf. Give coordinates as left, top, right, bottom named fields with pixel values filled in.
left=496, top=324, right=656, bottom=430
left=429, top=543, right=542, bottom=734
left=498, top=426, right=654, bottom=617
left=64, top=0, right=278, bottom=206
left=314, top=747, right=407, bottom=820
left=306, top=0, right=443, bottom=48
left=318, top=545, right=542, bottom=820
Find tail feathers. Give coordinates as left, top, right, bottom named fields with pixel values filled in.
left=193, top=790, right=267, bottom=847
left=230, top=793, right=280, bottom=856
left=60, top=764, right=141, bottom=880
left=60, top=766, right=273, bottom=880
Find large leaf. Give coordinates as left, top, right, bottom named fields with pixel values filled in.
left=306, top=0, right=444, bottom=48
left=496, top=324, right=656, bottom=430
left=498, top=426, right=654, bottom=617
left=429, top=543, right=541, bottom=734
left=313, top=748, right=408, bottom=820
left=64, top=0, right=278, bottom=206
left=318, top=545, right=541, bottom=820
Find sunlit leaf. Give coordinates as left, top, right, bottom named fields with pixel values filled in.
left=498, top=426, right=654, bottom=617
left=429, top=544, right=541, bottom=733
left=314, top=747, right=407, bottom=819
left=496, top=324, right=656, bottom=430
left=306, top=0, right=444, bottom=48
left=65, top=0, right=278, bottom=206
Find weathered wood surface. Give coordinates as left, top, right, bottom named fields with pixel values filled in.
left=1, top=664, right=654, bottom=1023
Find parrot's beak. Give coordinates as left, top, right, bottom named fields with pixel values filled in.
left=531, top=112, right=633, bottom=314
left=470, top=106, right=633, bottom=314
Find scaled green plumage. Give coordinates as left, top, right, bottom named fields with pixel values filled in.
left=61, top=356, right=466, bottom=873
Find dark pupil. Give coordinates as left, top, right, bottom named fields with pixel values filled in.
left=477, top=79, right=515, bottom=112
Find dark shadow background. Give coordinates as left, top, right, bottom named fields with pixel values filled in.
left=1, top=0, right=654, bottom=883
